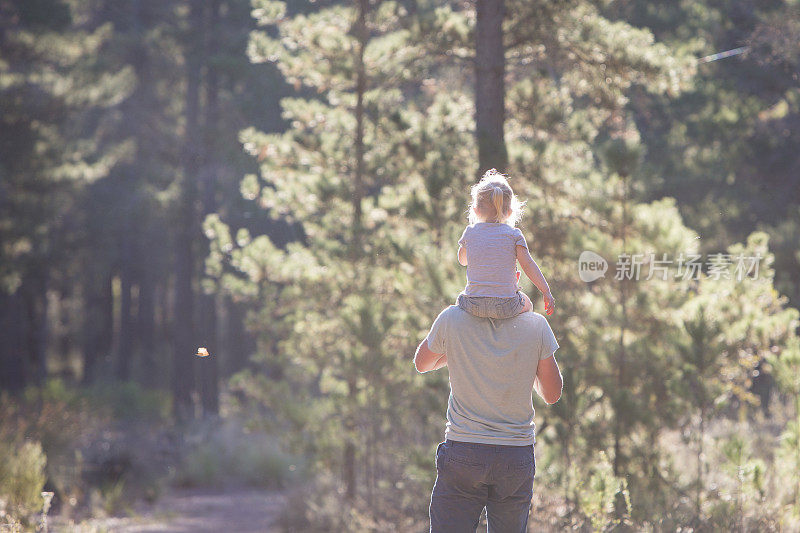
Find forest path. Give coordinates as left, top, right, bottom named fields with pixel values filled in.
left=59, top=487, right=287, bottom=532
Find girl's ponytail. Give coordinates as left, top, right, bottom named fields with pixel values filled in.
left=468, top=169, right=525, bottom=226
left=491, top=186, right=504, bottom=223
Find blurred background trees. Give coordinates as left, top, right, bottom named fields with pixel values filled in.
left=1, top=0, right=799, bottom=530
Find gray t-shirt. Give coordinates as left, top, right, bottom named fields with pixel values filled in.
left=427, top=305, right=559, bottom=446
left=458, top=222, right=528, bottom=298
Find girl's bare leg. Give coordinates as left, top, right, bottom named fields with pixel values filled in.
left=519, top=291, right=533, bottom=314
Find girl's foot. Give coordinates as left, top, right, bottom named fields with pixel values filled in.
left=520, top=292, right=533, bottom=314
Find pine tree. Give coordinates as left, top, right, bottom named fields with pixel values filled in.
left=208, top=0, right=483, bottom=524
left=239, top=0, right=439, bottom=505
left=207, top=0, right=800, bottom=527
left=76, top=0, right=184, bottom=386
left=611, top=1, right=800, bottom=309
left=0, top=0, right=135, bottom=389
left=679, top=232, right=800, bottom=523
left=495, top=2, right=702, bottom=523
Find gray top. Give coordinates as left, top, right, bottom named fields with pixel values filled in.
left=427, top=305, right=559, bottom=446
left=459, top=223, right=528, bottom=298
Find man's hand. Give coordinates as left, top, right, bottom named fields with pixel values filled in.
left=414, top=337, right=447, bottom=373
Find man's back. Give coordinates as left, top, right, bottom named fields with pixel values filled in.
left=427, top=305, right=560, bottom=446
left=419, top=304, right=562, bottom=532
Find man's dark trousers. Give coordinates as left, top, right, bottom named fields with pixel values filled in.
left=429, top=439, right=535, bottom=532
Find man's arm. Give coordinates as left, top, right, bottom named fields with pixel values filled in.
left=533, top=353, right=562, bottom=404
left=414, top=337, right=447, bottom=373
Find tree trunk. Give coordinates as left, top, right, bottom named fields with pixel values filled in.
left=224, top=297, right=253, bottom=375
left=172, top=0, right=204, bottom=421
left=344, top=440, right=357, bottom=500
left=352, top=0, right=368, bottom=247
left=115, top=0, right=146, bottom=385
left=24, top=273, right=49, bottom=386
left=156, top=278, right=171, bottom=387
left=83, top=269, right=113, bottom=384
left=116, top=235, right=135, bottom=381
left=0, top=291, right=27, bottom=392
left=341, top=0, right=369, bottom=501
left=198, top=0, right=221, bottom=417
left=475, top=0, right=507, bottom=175
left=613, top=172, right=630, bottom=477
left=138, top=260, right=157, bottom=387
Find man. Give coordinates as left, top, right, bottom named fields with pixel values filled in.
left=414, top=304, right=562, bottom=533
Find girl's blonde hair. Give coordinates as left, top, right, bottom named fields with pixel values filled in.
left=468, top=169, right=524, bottom=226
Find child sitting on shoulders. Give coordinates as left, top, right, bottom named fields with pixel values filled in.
left=456, top=169, right=555, bottom=319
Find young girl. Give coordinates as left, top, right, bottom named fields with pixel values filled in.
left=456, top=169, right=555, bottom=319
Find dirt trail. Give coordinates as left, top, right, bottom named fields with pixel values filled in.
left=57, top=488, right=286, bottom=533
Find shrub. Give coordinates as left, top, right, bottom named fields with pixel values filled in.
left=175, top=419, right=304, bottom=489
left=84, top=381, right=171, bottom=423
left=276, top=471, right=428, bottom=533
left=0, top=380, right=172, bottom=523
left=577, top=451, right=632, bottom=531
left=0, top=439, right=47, bottom=526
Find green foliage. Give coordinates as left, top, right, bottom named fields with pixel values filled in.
left=577, top=452, right=632, bottom=531
left=0, top=380, right=182, bottom=524
left=213, top=0, right=477, bottom=524
left=767, top=336, right=800, bottom=399
left=690, top=232, right=800, bottom=412
left=0, top=439, right=47, bottom=526
left=276, top=472, right=426, bottom=532
left=224, top=0, right=800, bottom=529
left=0, top=0, right=135, bottom=295
left=710, top=433, right=771, bottom=530
left=175, top=420, right=303, bottom=489
left=83, top=382, right=171, bottom=423
left=94, top=479, right=127, bottom=517
left=2, top=0, right=800, bottom=529
left=766, top=325, right=800, bottom=519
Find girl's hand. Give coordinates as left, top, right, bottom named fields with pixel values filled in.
left=543, top=291, right=555, bottom=315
